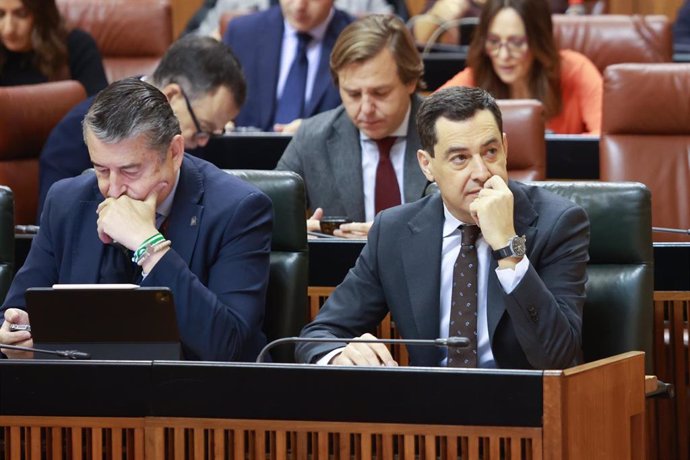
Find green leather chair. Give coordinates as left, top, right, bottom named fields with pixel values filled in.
left=225, top=170, right=308, bottom=362
left=0, top=186, right=13, bottom=305
left=529, top=181, right=654, bottom=372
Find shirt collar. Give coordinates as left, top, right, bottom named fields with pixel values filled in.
left=442, top=202, right=473, bottom=238
left=358, top=103, right=411, bottom=142
left=156, top=169, right=180, bottom=219
left=282, top=8, right=334, bottom=42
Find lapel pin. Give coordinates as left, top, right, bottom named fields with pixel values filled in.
left=190, top=216, right=197, bottom=226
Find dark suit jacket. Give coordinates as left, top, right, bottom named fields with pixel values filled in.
left=222, top=6, right=353, bottom=131
left=276, top=95, right=428, bottom=221
left=5, top=155, right=273, bottom=362
left=296, top=181, right=590, bottom=369
left=38, top=97, right=94, bottom=220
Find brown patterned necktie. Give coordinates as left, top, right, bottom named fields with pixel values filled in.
left=448, top=224, right=481, bottom=367
left=374, top=136, right=401, bottom=214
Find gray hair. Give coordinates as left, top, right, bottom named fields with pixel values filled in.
left=83, top=78, right=181, bottom=158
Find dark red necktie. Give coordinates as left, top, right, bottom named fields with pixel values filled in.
left=374, top=136, right=401, bottom=214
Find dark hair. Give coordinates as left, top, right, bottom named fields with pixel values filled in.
left=467, top=0, right=562, bottom=119
left=0, top=0, right=69, bottom=80
left=151, top=35, right=246, bottom=107
left=330, top=14, right=424, bottom=90
left=416, top=86, right=503, bottom=156
left=83, top=78, right=181, bottom=159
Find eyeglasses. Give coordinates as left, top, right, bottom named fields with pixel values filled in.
left=178, top=86, right=225, bottom=143
left=484, top=35, right=529, bottom=57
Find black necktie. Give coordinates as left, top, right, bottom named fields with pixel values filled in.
left=448, top=224, right=481, bottom=367
left=274, top=32, right=312, bottom=125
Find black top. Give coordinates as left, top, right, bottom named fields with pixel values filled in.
left=0, top=28, right=108, bottom=96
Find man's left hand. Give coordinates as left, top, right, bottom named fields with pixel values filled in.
left=333, top=221, right=372, bottom=239
left=469, top=175, right=516, bottom=250
left=96, top=183, right=165, bottom=249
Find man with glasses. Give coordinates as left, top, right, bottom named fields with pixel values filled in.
left=1, top=78, right=272, bottom=361
left=37, top=35, right=246, bottom=218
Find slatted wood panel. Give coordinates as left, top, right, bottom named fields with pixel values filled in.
left=651, top=291, right=690, bottom=460
left=146, top=418, right=544, bottom=460
left=0, top=417, right=146, bottom=460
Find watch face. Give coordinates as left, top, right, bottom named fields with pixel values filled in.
left=511, top=235, right=527, bottom=257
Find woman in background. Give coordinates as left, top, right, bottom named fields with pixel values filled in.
left=440, top=0, right=602, bottom=134
left=0, top=0, right=107, bottom=96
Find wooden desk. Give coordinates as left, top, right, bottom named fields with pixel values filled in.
left=0, top=352, right=645, bottom=459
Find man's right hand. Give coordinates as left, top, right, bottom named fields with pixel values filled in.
left=0, top=308, right=34, bottom=359
left=331, top=333, right=398, bottom=366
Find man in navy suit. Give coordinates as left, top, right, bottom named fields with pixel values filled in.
left=296, top=87, right=589, bottom=369
left=38, top=35, right=246, bottom=220
left=222, top=0, right=352, bottom=132
left=1, top=78, right=273, bottom=362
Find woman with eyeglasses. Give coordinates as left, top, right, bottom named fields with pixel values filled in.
left=0, top=0, right=107, bottom=96
left=439, top=0, right=602, bottom=134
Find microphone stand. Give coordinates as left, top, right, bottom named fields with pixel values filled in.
left=0, top=343, right=91, bottom=360
left=652, top=227, right=690, bottom=235
left=256, top=336, right=470, bottom=363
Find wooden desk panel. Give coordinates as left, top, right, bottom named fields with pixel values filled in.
left=0, top=353, right=645, bottom=460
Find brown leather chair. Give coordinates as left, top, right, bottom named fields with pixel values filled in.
left=553, top=15, right=673, bottom=74
left=0, top=81, right=87, bottom=225
left=56, top=0, right=173, bottom=82
left=499, top=99, right=546, bottom=181
left=600, top=63, right=690, bottom=243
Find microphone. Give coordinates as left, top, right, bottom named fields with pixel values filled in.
left=256, top=336, right=470, bottom=363
left=0, top=343, right=91, bottom=360
left=653, top=227, right=690, bottom=235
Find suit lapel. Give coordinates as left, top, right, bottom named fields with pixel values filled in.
left=73, top=190, right=105, bottom=282
left=255, top=9, right=284, bottom=129
left=327, top=113, right=365, bottom=220
left=304, top=13, right=339, bottom=116
left=403, top=94, right=428, bottom=203
left=401, top=195, right=444, bottom=341
left=164, top=156, right=204, bottom=266
left=486, top=181, right=539, bottom=339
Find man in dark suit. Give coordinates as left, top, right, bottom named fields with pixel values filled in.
left=277, top=15, right=428, bottom=238
left=296, top=86, right=589, bottom=369
left=1, top=78, right=273, bottom=362
left=38, top=35, right=247, bottom=220
left=222, top=0, right=352, bottom=132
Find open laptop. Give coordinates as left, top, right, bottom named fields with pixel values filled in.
left=25, top=285, right=181, bottom=360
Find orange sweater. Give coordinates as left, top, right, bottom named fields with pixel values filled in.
left=439, top=49, right=602, bottom=134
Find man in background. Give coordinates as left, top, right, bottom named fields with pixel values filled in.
left=222, top=0, right=352, bottom=132
left=38, top=35, right=246, bottom=218
left=277, top=14, right=428, bottom=238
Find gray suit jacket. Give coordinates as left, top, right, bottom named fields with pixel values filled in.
left=296, top=181, right=590, bottom=369
left=276, top=95, right=428, bottom=221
